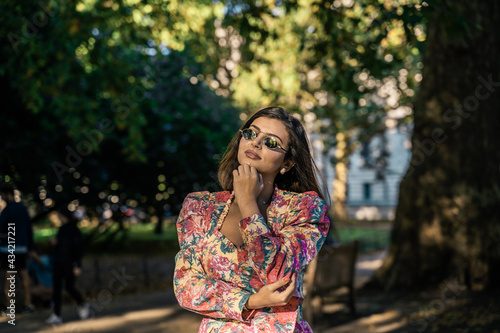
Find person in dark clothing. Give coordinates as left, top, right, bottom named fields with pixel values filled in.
left=28, top=253, right=53, bottom=308
left=45, top=206, right=89, bottom=325
left=0, top=183, right=37, bottom=314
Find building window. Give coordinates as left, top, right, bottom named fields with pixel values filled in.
left=363, top=183, right=371, bottom=200
left=360, top=142, right=373, bottom=167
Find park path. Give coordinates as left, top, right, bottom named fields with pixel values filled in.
left=0, top=249, right=389, bottom=333
left=0, top=287, right=202, bottom=333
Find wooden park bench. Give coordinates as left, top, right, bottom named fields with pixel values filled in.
left=303, top=240, right=359, bottom=325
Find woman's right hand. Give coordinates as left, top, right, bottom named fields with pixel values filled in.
left=233, top=164, right=263, bottom=203
left=233, top=164, right=263, bottom=219
left=246, top=274, right=297, bottom=309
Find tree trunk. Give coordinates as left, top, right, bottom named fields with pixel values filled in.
left=375, top=0, right=500, bottom=290
left=332, top=132, right=349, bottom=221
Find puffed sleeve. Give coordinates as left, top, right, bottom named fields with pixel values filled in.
left=173, top=192, right=253, bottom=322
left=239, top=191, right=329, bottom=285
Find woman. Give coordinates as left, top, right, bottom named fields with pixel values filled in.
left=46, top=207, right=90, bottom=325
left=174, top=107, right=330, bottom=332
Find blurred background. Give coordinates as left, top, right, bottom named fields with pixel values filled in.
left=1, top=0, right=499, bottom=332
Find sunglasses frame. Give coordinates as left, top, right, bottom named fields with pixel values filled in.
left=239, top=128, right=288, bottom=153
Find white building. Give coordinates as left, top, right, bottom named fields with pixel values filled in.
left=312, top=122, right=412, bottom=221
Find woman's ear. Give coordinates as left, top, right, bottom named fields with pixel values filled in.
left=282, top=161, right=296, bottom=171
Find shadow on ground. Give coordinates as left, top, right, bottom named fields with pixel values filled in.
left=0, top=288, right=202, bottom=333
left=311, top=284, right=500, bottom=333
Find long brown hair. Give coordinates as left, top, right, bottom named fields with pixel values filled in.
left=218, top=107, right=329, bottom=205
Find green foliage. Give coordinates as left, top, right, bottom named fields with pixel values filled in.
left=209, top=0, right=426, bottom=152
left=1, top=0, right=428, bottom=236
left=0, top=0, right=238, bottom=221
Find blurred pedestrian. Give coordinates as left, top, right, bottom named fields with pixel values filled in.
left=174, top=107, right=330, bottom=332
left=28, top=253, right=53, bottom=308
left=45, top=206, right=89, bottom=325
left=0, top=183, right=36, bottom=314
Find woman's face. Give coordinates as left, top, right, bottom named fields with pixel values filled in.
left=237, top=117, right=290, bottom=177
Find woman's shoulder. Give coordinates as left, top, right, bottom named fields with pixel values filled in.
left=277, top=188, right=328, bottom=212
left=183, top=191, right=211, bottom=202
left=183, top=190, right=229, bottom=202
left=181, top=190, right=231, bottom=209
left=278, top=188, right=323, bottom=202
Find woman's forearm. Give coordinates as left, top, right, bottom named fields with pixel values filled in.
left=238, top=200, right=260, bottom=219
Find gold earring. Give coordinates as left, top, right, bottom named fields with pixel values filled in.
left=280, top=168, right=286, bottom=175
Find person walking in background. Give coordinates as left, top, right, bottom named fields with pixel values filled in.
left=174, top=107, right=330, bottom=332
left=0, top=183, right=37, bottom=315
left=28, top=252, right=53, bottom=308
left=45, top=206, right=89, bottom=325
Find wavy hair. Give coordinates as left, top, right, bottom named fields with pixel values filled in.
left=218, top=106, right=329, bottom=205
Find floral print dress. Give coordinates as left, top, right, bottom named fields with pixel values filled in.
left=174, top=185, right=329, bottom=332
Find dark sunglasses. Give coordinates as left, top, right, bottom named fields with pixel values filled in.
left=240, top=128, right=287, bottom=153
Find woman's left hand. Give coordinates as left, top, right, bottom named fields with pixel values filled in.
left=246, top=274, right=297, bottom=310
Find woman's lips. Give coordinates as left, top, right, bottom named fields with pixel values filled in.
left=245, top=150, right=261, bottom=159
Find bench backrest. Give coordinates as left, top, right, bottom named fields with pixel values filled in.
left=305, top=240, right=359, bottom=296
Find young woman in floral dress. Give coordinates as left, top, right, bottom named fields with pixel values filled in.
left=174, top=107, right=330, bottom=332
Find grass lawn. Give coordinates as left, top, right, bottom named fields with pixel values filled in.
left=33, top=221, right=391, bottom=257
left=34, top=222, right=180, bottom=257
left=336, top=228, right=391, bottom=253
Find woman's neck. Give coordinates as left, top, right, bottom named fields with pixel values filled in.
left=257, top=177, right=275, bottom=204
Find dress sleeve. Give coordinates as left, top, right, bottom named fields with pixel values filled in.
left=239, top=191, right=330, bottom=285
left=173, top=192, right=252, bottom=322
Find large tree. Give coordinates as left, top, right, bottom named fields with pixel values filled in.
left=375, top=0, right=500, bottom=289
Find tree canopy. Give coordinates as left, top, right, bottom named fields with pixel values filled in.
left=1, top=0, right=238, bottom=222
left=1, top=0, right=424, bottom=219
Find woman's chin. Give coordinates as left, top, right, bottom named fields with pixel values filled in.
left=237, top=157, right=277, bottom=176
left=237, top=161, right=262, bottom=173
left=239, top=161, right=256, bottom=170
left=238, top=156, right=255, bottom=167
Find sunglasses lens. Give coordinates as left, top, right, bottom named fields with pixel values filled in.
left=241, top=129, right=283, bottom=151
left=241, top=129, right=254, bottom=140
left=264, top=137, right=279, bottom=149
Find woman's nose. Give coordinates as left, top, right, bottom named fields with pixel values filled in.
left=251, top=135, right=264, bottom=148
